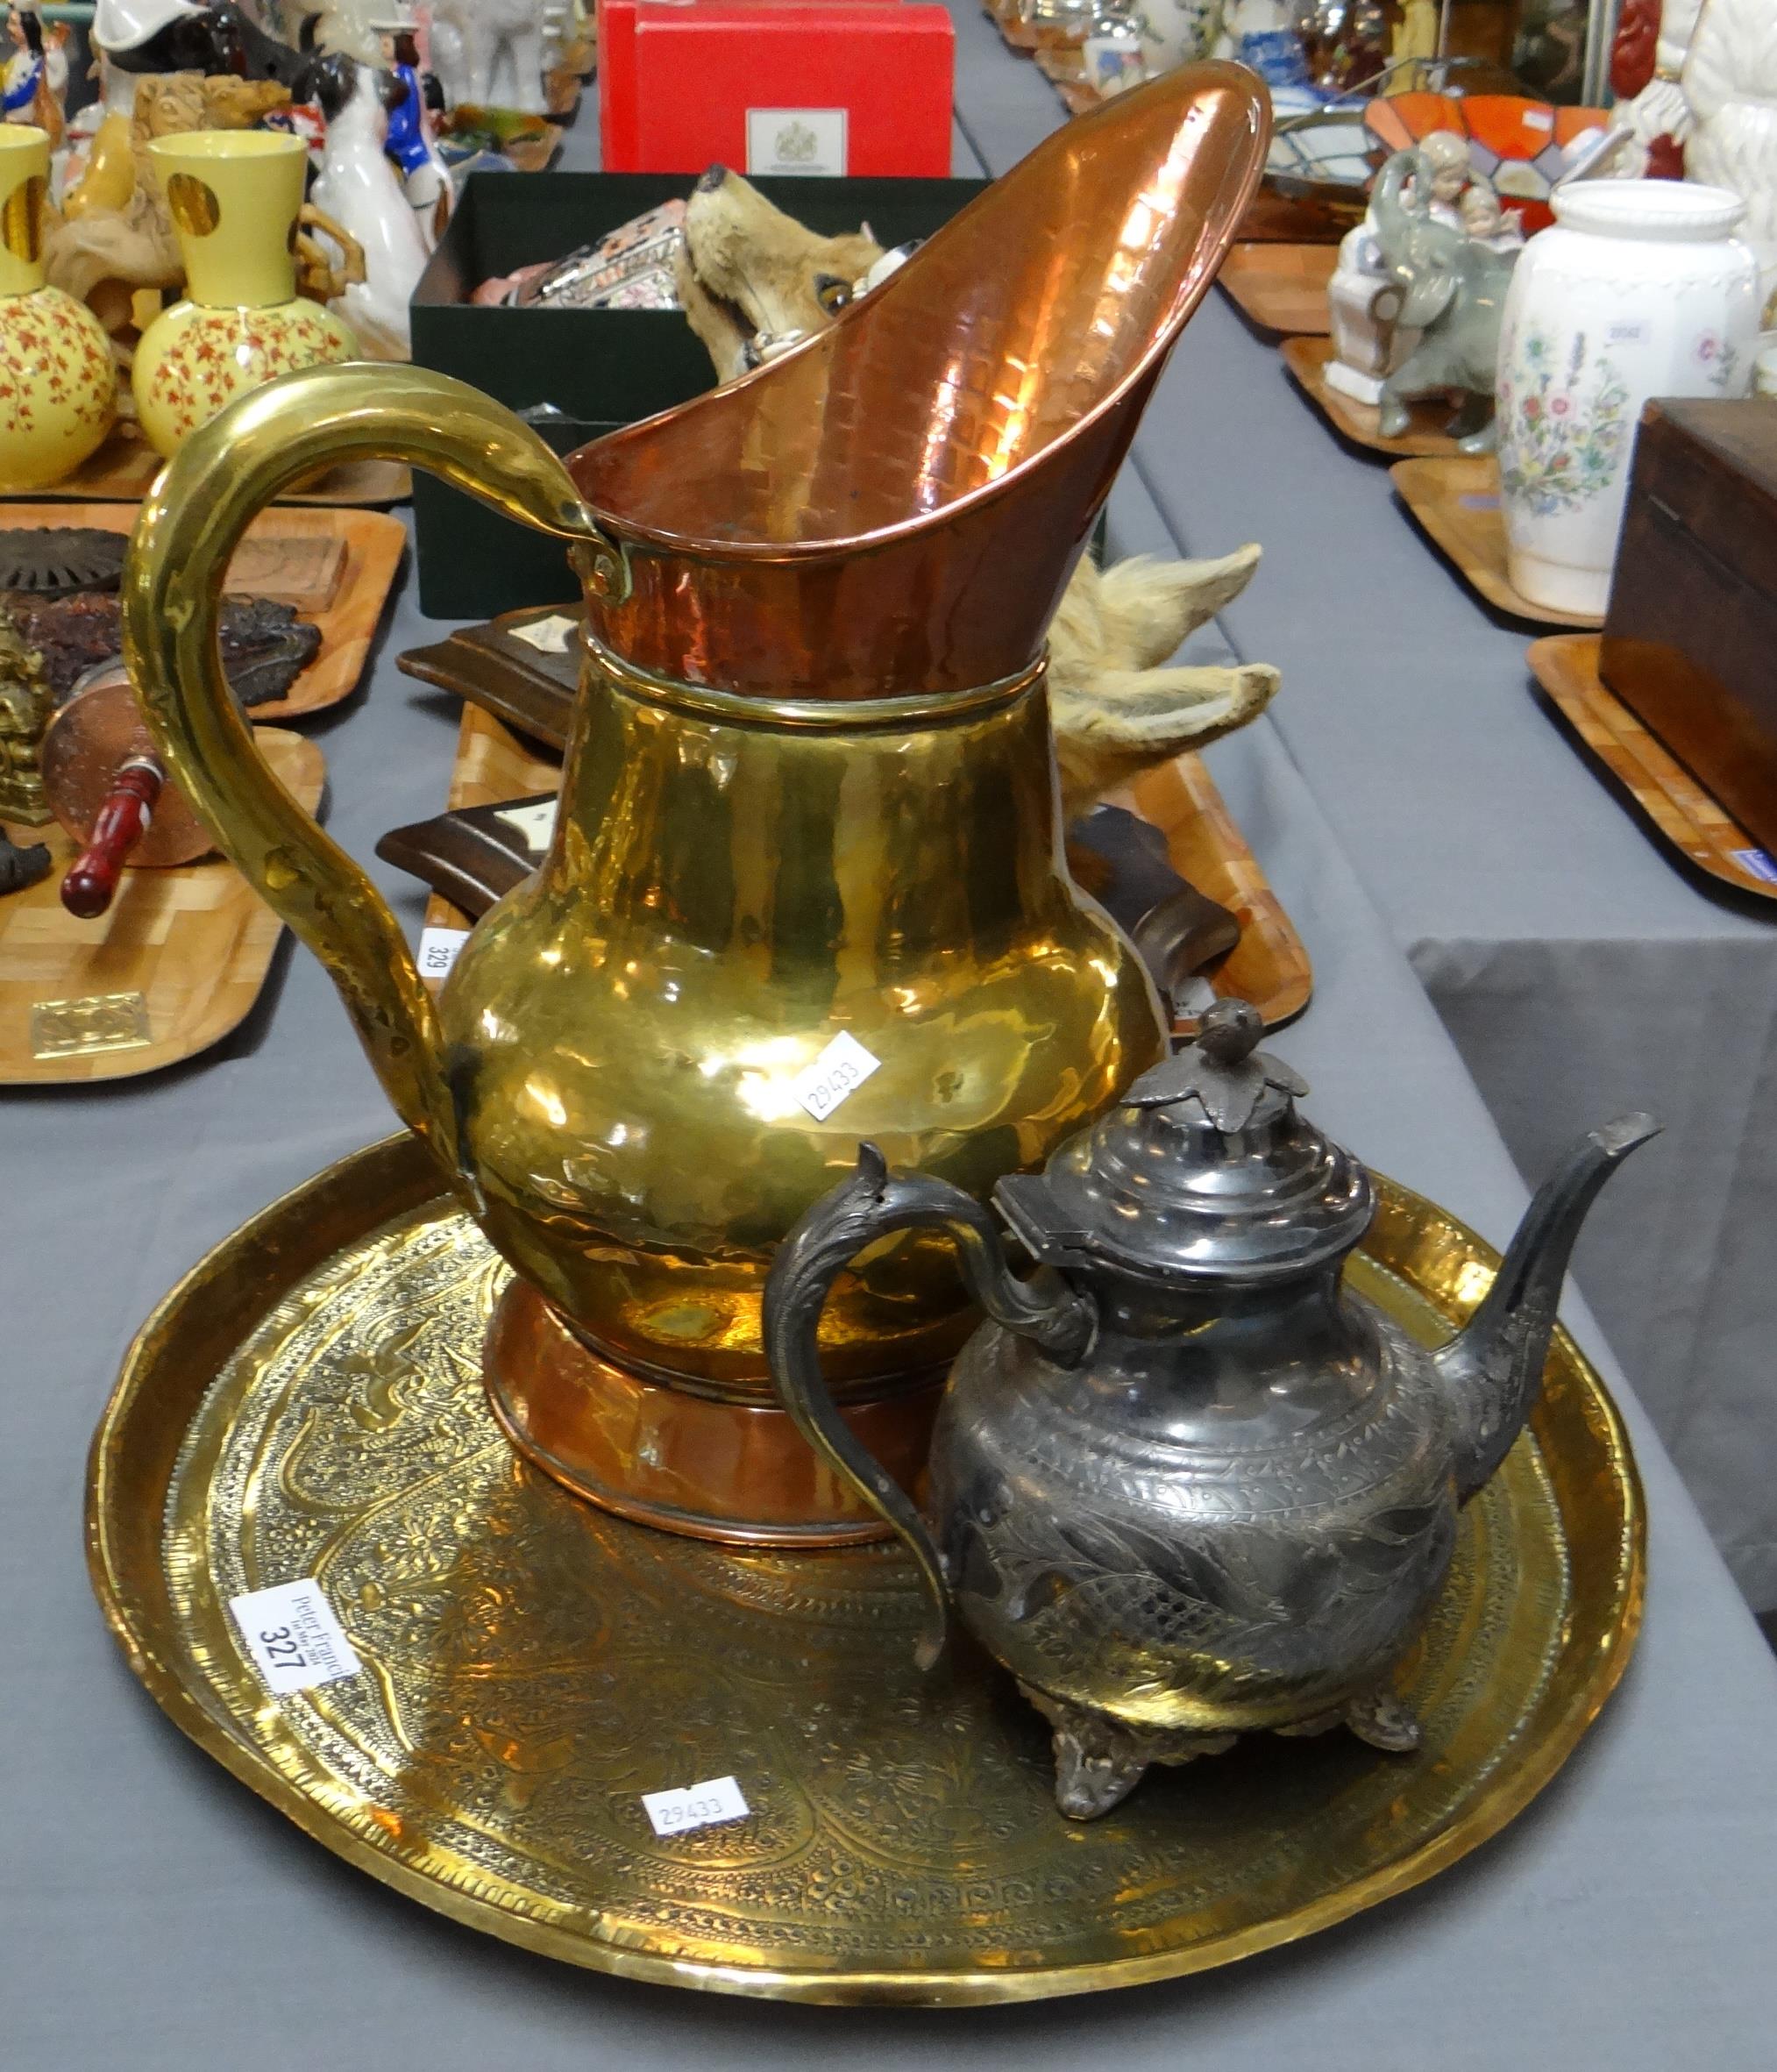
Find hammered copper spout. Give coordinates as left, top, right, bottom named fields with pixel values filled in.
left=569, top=63, right=1270, bottom=700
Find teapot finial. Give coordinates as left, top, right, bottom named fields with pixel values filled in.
left=1124, top=993, right=1310, bottom=1134
left=1195, top=994, right=1262, bottom=1063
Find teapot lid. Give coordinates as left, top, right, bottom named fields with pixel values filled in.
left=995, top=1000, right=1374, bottom=1287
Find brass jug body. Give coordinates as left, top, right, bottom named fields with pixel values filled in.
left=445, top=639, right=1166, bottom=1395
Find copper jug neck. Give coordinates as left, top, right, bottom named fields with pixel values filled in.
left=567, top=63, right=1269, bottom=700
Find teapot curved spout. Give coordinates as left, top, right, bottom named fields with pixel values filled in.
left=1436, top=1114, right=1660, bottom=1502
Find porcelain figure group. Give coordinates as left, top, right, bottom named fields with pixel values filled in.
left=1327, top=136, right=1520, bottom=446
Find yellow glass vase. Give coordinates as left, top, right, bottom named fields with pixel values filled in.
left=133, top=130, right=358, bottom=459
left=0, top=125, right=116, bottom=491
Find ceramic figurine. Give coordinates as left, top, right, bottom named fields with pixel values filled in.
left=1326, top=214, right=1422, bottom=406
left=4, top=10, right=67, bottom=146
left=1616, top=0, right=1777, bottom=314
left=309, top=52, right=429, bottom=354
left=1223, top=0, right=1310, bottom=89
left=279, top=0, right=384, bottom=65
left=425, top=0, right=547, bottom=115
left=131, top=127, right=357, bottom=456
left=1326, top=136, right=1491, bottom=409
left=1609, top=0, right=1682, bottom=177
left=95, top=0, right=320, bottom=91
left=1362, top=139, right=1520, bottom=448
left=1138, top=0, right=1221, bottom=75
left=0, top=125, right=117, bottom=489
left=59, top=48, right=141, bottom=217
left=1496, top=176, right=1757, bottom=618
left=764, top=1001, right=1656, bottom=1819
left=373, top=16, right=451, bottom=239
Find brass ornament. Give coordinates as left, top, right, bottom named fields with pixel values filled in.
left=165, top=171, right=221, bottom=239
left=32, top=989, right=152, bottom=1058
left=2, top=173, right=45, bottom=263
left=87, top=1135, right=1644, bottom=2004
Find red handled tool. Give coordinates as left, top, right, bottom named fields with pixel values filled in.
left=39, top=666, right=214, bottom=920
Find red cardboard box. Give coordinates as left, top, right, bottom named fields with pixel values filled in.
left=602, top=1, right=955, bottom=177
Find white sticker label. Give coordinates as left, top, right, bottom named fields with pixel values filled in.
left=494, top=799, right=558, bottom=853
left=746, top=107, right=847, bottom=178
left=417, top=925, right=469, bottom=979
left=508, top=613, right=579, bottom=655
left=229, top=1577, right=361, bottom=1695
left=642, top=1774, right=750, bottom=1837
left=790, top=1029, right=881, bottom=1121
left=1731, top=846, right=1777, bottom=885
left=1524, top=105, right=1554, bottom=131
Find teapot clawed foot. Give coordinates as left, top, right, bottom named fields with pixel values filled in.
left=1020, top=1684, right=1237, bottom=1822
left=1274, top=1684, right=1421, bottom=1754
left=1345, top=1685, right=1421, bottom=1753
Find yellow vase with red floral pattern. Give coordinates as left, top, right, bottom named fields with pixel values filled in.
left=0, top=125, right=116, bottom=490
left=133, top=129, right=358, bottom=459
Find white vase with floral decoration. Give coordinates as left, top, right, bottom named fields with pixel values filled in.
left=1496, top=177, right=1757, bottom=618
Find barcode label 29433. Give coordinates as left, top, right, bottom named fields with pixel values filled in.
left=641, top=1775, right=750, bottom=1836
left=790, top=1029, right=881, bottom=1121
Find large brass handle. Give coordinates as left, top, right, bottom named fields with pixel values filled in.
left=122, top=361, right=614, bottom=1187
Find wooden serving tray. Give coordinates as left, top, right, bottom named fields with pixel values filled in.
left=1391, top=457, right=1602, bottom=630
left=1528, top=635, right=1777, bottom=901
left=1218, top=242, right=1335, bottom=336
left=0, top=728, right=325, bottom=1083
left=6, top=421, right=410, bottom=508
left=412, top=691, right=1312, bottom=1032
left=3, top=502, right=407, bottom=723
left=1282, top=336, right=1468, bottom=459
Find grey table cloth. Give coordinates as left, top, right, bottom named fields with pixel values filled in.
left=6, top=32, right=1777, bottom=2068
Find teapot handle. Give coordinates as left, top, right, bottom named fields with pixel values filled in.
left=763, top=1143, right=1096, bottom=1670
left=123, top=362, right=618, bottom=1193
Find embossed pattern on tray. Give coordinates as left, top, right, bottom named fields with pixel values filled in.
left=89, top=1136, right=1641, bottom=2003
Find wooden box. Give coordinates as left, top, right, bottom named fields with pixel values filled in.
left=1600, top=398, right=1777, bottom=855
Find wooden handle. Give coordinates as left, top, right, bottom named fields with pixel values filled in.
left=62, top=760, right=164, bottom=920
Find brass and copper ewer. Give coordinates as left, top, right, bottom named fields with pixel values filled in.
left=122, top=66, right=1269, bottom=1546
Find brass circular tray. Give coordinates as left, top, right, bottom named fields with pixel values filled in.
left=88, top=1135, right=1643, bottom=2005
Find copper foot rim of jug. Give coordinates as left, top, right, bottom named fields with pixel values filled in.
left=481, top=1278, right=942, bottom=1547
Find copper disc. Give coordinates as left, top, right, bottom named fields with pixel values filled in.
left=39, top=669, right=214, bottom=866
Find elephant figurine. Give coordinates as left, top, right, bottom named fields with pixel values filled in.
left=1368, top=142, right=1520, bottom=452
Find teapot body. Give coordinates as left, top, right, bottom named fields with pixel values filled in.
left=929, top=1269, right=1461, bottom=1738
left=764, top=997, right=1655, bottom=1816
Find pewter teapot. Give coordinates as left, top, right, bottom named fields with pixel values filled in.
left=764, top=1000, right=1655, bottom=1819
